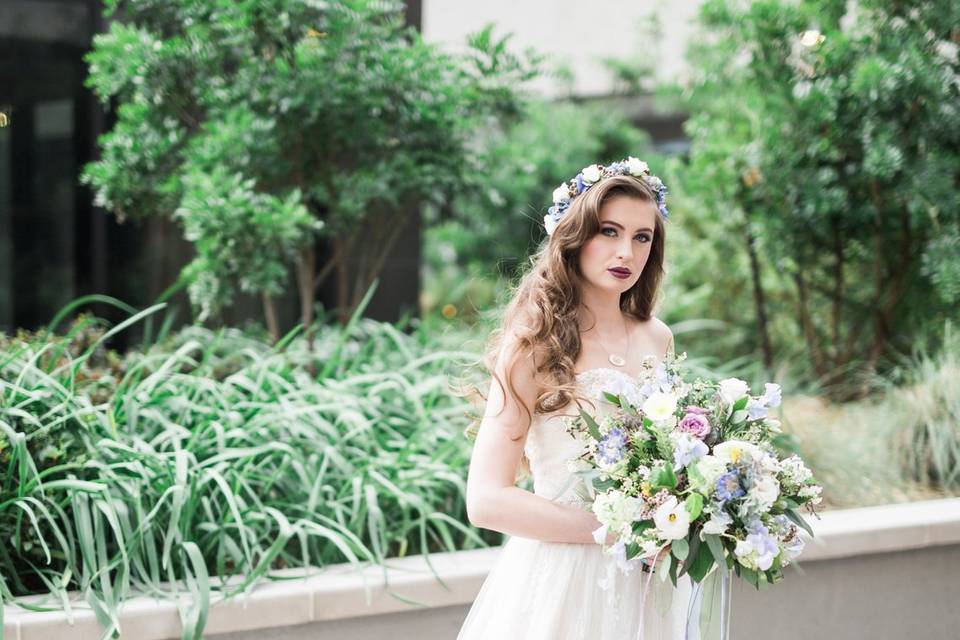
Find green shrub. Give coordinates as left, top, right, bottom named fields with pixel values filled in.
left=0, top=305, right=489, bottom=638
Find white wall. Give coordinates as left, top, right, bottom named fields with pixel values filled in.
left=422, top=0, right=705, bottom=98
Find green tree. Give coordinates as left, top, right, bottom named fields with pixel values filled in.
left=668, top=0, right=959, bottom=397
left=82, top=0, right=537, bottom=342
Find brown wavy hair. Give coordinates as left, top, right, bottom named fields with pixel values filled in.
left=462, top=174, right=668, bottom=477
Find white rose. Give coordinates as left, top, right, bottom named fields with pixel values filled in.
left=701, top=509, right=733, bottom=535
left=552, top=183, right=570, bottom=204
left=752, top=476, right=781, bottom=510
left=626, top=156, right=649, bottom=176
left=758, top=453, right=780, bottom=475
left=592, top=490, right=643, bottom=535
left=713, top=440, right=763, bottom=465
left=653, top=496, right=690, bottom=540
left=642, top=392, right=678, bottom=422
left=581, top=164, right=602, bottom=184
left=718, top=378, right=751, bottom=404
left=543, top=214, right=558, bottom=236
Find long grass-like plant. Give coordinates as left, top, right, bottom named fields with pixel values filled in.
left=0, top=291, right=488, bottom=639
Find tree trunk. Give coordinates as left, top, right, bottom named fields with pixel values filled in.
left=792, top=267, right=829, bottom=381
left=349, top=211, right=409, bottom=312
left=830, top=215, right=844, bottom=358
left=743, top=218, right=773, bottom=376
left=262, top=291, right=279, bottom=344
left=334, top=234, right=352, bottom=326
left=297, top=243, right=316, bottom=351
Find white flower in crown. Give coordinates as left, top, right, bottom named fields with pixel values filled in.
left=626, top=156, right=649, bottom=176
left=552, top=183, right=571, bottom=204
left=543, top=214, right=558, bottom=236
left=581, top=164, right=602, bottom=184
left=645, top=174, right=664, bottom=190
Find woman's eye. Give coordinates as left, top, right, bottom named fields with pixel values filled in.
left=635, top=234, right=651, bottom=243
left=601, top=227, right=617, bottom=237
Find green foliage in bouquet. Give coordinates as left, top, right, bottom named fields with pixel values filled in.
left=82, top=0, right=538, bottom=334
left=657, top=0, right=960, bottom=397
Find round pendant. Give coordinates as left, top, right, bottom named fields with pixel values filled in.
left=608, top=354, right=626, bottom=367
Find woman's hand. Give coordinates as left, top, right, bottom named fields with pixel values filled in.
left=648, top=544, right=671, bottom=569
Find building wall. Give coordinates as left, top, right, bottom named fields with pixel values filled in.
left=422, top=0, right=704, bottom=99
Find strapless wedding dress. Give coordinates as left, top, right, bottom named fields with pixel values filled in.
left=457, top=368, right=699, bottom=640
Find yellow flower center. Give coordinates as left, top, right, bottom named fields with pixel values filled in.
left=668, top=513, right=677, bottom=522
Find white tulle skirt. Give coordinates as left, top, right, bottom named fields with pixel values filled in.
left=457, top=536, right=698, bottom=640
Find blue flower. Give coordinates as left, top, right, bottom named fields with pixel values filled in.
left=542, top=156, right=669, bottom=236
left=673, top=433, right=708, bottom=471
left=715, top=470, right=746, bottom=502
left=597, top=428, right=628, bottom=466
left=747, top=399, right=769, bottom=420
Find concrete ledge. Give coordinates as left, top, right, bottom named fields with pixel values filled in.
left=4, top=497, right=960, bottom=640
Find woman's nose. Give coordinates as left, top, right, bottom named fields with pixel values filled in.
left=617, top=239, right=633, bottom=260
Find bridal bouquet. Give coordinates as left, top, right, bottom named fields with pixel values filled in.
left=566, top=352, right=822, bottom=590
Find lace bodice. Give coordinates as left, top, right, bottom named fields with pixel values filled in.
left=523, top=367, right=645, bottom=506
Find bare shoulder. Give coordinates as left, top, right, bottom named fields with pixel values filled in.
left=631, top=315, right=674, bottom=356
left=648, top=316, right=673, bottom=342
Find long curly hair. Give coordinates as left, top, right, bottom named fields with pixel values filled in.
left=463, top=174, right=668, bottom=477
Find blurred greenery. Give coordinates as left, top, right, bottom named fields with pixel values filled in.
left=82, top=0, right=539, bottom=335
left=657, top=0, right=960, bottom=399
left=424, top=0, right=959, bottom=405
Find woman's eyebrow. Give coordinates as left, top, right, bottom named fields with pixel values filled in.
left=601, top=220, right=654, bottom=233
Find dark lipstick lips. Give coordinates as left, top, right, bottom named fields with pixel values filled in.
left=608, top=268, right=631, bottom=279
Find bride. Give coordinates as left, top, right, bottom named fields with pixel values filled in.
left=458, top=159, right=698, bottom=639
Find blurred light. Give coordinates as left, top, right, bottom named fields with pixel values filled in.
left=306, top=29, right=326, bottom=38
left=800, top=30, right=825, bottom=47
left=442, top=304, right=457, bottom=319
left=742, top=167, right=762, bottom=188
left=0, top=112, right=8, bottom=128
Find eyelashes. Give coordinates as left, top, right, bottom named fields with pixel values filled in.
left=600, top=227, right=651, bottom=242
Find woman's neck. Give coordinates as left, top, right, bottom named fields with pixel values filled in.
left=577, top=284, right=627, bottom=334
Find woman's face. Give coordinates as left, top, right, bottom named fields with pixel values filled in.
left=577, top=195, right=658, bottom=294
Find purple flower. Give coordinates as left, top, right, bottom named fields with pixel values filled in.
left=597, top=428, right=628, bottom=466
left=575, top=174, right=586, bottom=194
left=547, top=201, right=569, bottom=219
left=684, top=405, right=710, bottom=416
left=746, top=399, right=769, bottom=420
left=763, top=383, right=782, bottom=408
left=673, top=433, right=708, bottom=471
left=735, top=519, right=780, bottom=570
left=678, top=412, right=711, bottom=439
left=715, top=470, right=745, bottom=503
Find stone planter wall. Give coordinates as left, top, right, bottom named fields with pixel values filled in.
left=5, top=497, right=959, bottom=640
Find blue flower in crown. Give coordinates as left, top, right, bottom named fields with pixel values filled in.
left=543, top=156, right=669, bottom=236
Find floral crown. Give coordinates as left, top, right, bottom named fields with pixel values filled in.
left=543, top=157, right=669, bottom=236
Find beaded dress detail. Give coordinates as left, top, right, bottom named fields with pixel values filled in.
left=457, top=367, right=693, bottom=640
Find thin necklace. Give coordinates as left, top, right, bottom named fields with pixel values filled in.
left=595, top=314, right=630, bottom=367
